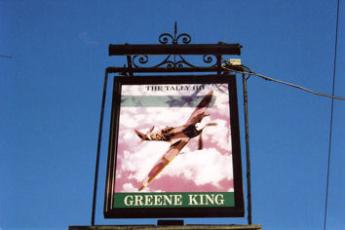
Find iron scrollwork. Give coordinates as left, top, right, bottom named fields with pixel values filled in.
left=131, top=23, right=218, bottom=69
left=158, top=33, right=191, bottom=45
left=133, top=55, right=149, bottom=67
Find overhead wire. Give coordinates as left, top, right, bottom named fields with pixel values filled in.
left=221, top=64, right=345, bottom=101
left=323, top=0, right=340, bottom=229
left=0, top=54, right=12, bottom=58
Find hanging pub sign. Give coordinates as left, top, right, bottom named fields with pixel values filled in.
left=104, top=75, right=244, bottom=218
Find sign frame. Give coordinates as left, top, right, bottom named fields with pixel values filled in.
left=104, top=74, right=244, bottom=218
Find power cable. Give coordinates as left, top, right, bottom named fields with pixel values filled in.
left=0, top=54, right=12, bottom=59
left=221, top=64, right=345, bottom=101
left=324, top=0, right=340, bottom=229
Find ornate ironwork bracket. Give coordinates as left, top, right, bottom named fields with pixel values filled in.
left=91, top=23, right=243, bottom=226
left=107, top=22, right=241, bottom=75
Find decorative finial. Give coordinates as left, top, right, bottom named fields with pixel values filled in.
left=174, top=21, right=178, bottom=44
left=158, top=22, right=191, bottom=45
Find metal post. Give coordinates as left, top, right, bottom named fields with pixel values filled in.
left=91, top=70, right=109, bottom=226
left=242, top=74, right=252, bottom=225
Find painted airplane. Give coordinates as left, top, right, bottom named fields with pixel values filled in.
left=134, top=90, right=216, bottom=191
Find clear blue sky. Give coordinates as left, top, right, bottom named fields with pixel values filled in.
left=1, top=0, right=344, bottom=229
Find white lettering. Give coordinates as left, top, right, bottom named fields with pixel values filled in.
left=124, top=195, right=133, bottom=206
left=215, top=194, right=224, bottom=205
left=188, top=194, right=225, bottom=206
left=188, top=194, right=198, bottom=205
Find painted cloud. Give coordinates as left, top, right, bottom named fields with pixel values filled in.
left=114, top=84, right=234, bottom=193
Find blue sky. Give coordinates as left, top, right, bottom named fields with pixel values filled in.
left=0, top=0, right=344, bottom=229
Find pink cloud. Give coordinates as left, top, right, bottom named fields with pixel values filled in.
left=112, top=86, right=235, bottom=193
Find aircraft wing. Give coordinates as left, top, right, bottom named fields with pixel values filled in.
left=138, top=137, right=190, bottom=191
left=185, top=90, right=213, bottom=125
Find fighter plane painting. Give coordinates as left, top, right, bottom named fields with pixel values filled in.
left=134, top=91, right=217, bottom=191
left=114, top=83, right=235, bottom=193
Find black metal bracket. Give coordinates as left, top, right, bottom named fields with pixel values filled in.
left=91, top=23, right=245, bottom=226
left=107, top=22, right=241, bottom=76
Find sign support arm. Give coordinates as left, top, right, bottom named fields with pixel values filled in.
left=242, top=74, right=252, bottom=225
left=91, top=70, right=109, bottom=226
